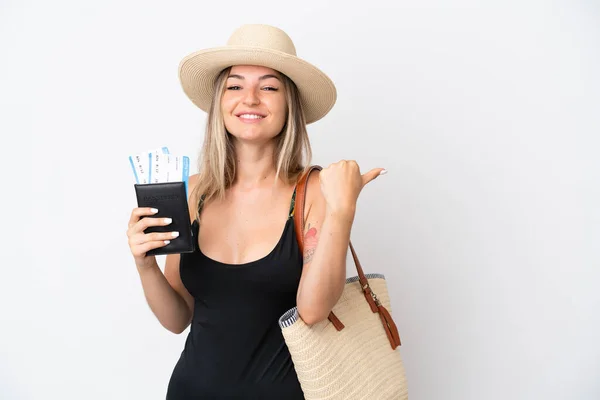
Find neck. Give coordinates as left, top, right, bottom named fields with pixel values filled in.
left=232, top=140, right=279, bottom=190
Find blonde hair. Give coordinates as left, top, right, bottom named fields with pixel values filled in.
left=191, top=67, right=312, bottom=220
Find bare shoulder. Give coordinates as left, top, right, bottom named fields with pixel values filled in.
left=186, top=173, right=201, bottom=220
left=305, top=168, right=322, bottom=202
left=187, top=173, right=200, bottom=200
left=304, top=168, right=325, bottom=228
left=188, top=172, right=200, bottom=188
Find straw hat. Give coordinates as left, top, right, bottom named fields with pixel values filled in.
left=178, top=24, right=337, bottom=124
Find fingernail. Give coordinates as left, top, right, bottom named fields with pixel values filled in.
left=379, top=169, right=388, bottom=176
left=164, top=218, right=172, bottom=224
left=151, top=208, right=158, bottom=213
left=164, top=240, right=171, bottom=245
left=171, top=231, right=179, bottom=238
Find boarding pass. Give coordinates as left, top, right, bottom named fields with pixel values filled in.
left=128, top=146, right=190, bottom=193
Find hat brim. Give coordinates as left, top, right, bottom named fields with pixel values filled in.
left=178, top=46, right=336, bottom=124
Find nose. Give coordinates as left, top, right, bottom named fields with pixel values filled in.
left=242, top=88, right=260, bottom=106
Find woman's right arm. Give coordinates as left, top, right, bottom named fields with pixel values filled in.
left=128, top=174, right=199, bottom=334
left=135, top=253, right=193, bottom=334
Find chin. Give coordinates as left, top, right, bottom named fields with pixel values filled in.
left=228, top=125, right=281, bottom=142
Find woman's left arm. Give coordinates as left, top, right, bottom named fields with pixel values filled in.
left=296, top=161, right=385, bottom=325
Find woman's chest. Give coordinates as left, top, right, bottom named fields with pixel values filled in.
left=180, top=220, right=303, bottom=300
left=198, top=201, right=292, bottom=265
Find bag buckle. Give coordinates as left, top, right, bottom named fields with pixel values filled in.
left=371, top=291, right=381, bottom=306
left=362, top=282, right=382, bottom=306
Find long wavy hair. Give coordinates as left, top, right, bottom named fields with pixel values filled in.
left=190, top=67, right=312, bottom=220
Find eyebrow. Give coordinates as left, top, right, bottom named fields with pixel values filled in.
left=227, top=74, right=281, bottom=81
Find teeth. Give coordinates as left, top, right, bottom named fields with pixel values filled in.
left=239, top=114, right=264, bottom=119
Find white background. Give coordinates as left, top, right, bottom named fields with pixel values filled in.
left=2, top=0, right=599, bottom=399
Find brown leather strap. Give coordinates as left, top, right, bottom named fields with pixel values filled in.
left=293, top=166, right=401, bottom=348
left=378, top=305, right=401, bottom=349
left=292, top=166, right=320, bottom=250
left=350, top=241, right=379, bottom=313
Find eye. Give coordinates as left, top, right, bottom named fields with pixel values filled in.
left=227, top=85, right=241, bottom=90
left=262, top=86, right=279, bottom=91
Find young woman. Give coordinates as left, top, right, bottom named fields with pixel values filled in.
left=126, top=24, right=385, bottom=399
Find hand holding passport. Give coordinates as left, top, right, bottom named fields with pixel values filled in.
left=129, top=147, right=195, bottom=256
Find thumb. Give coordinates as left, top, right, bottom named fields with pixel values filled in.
left=362, top=168, right=387, bottom=186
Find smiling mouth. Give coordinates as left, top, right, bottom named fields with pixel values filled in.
left=237, top=113, right=265, bottom=120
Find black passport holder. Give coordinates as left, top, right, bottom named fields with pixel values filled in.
left=134, top=181, right=195, bottom=256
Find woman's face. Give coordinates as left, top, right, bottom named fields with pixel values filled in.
left=221, top=65, right=288, bottom=143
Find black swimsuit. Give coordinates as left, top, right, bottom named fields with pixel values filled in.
left=166, top=189, right=305, bottom=399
